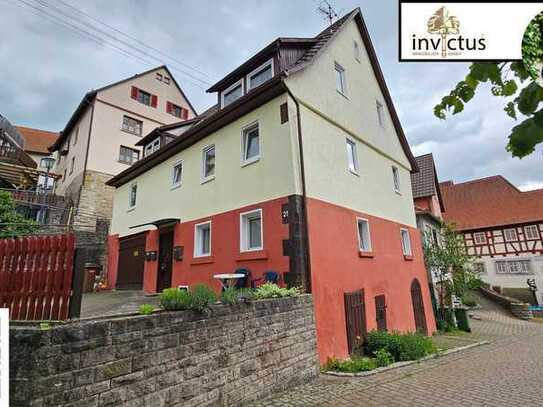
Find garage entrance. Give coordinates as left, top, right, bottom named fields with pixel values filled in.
left=116, top=232, right=146, bottom=290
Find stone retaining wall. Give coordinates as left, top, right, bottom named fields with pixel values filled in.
left=480, top=287, right=533, bottom=320
left=10, top=295, right=318, bottom=407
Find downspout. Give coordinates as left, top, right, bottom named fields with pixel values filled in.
left=285, top=86, right=312, bottom=293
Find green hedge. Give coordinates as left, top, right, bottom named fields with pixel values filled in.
left=364, top=331, right=436, bottom=362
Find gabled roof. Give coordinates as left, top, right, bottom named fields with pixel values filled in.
left=411, top=153, right=444, bottom=211
left=284, top=8, right=418, bottom=172
left=107, top=8, right=418, bottom=187
left=440, top=175, right=543, bottom=231
left=16, top=126, right=58, bottom=155
left=50, top=65, right=196, bottom=152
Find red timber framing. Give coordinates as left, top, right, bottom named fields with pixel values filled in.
left=462, top=222, right=543, bottom=258
left=0, top=234, right=77, bottom=320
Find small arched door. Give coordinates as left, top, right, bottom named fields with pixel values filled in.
left=411, top=279, right=428, bottom=335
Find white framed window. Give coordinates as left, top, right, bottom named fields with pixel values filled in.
left=156, top=72, right=163, bottom=81
left=495, top=260, right=532, bottom=275
left=335, top=62, right=347, bottom=95
left=73, top=127, right=79, bottom=145
left=240, top=209, right=263, bottom=252
left=194, top=221, right=211, bottom=257
left=473, top=232, right=486, bottom=245
left=354, top=41, right=361, bottom=62
left=357, top=218, right=372, bottom=252
left=525, top=225, right=540, bottom=240
left=221, top=79, right=244, bottom=108
left=247, top=59, right=273, bottom=91
left=128, top=182, right=137, bottom=209
left=171, top=160, right=183, bottom=189
left=473, top=262, right=486, bottom=275
left=400, top=228, right=412, bottom=256
left=346, top=138, right=358, bottom=174
left=202, top=145, right=215, bottom=182
left=392, top=166, right=401, bottom=193
left=376, top=101, right=385, bottom=127
left=504, top=228, right=517, bottom=242
left=119, top=145, right=140, bottom=165
left=70, top=156, right=75, bottom=174
left=122, top=116, right=142, bottom=136
left=163, top=76, right=170, bottom=85
left=241, top=122, right=260, bottom=164
left=144, top=138, right=160, bottom=156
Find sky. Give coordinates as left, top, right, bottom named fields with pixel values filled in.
left=1, top=0, right=541, bottom=190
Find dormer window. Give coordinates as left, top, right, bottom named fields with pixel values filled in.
left=221, top=79, right=244, bottom=108
left=144, top=138, right=160, bottom=156
left=247, top=59, right=273, bottom=91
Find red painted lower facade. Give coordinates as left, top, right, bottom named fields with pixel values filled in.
left=107, top=197, right=290, bottom=294
left=305, top=198, right=436, bottom=363
left=107, top=195, right=436, bottom=363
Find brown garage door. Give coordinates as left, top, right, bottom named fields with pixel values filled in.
left=116, top=233, right=146, bottom=290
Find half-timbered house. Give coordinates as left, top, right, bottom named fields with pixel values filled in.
left=441, top=176, right=543, bottom=304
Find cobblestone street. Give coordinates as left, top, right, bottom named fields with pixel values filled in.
left=256, top=294, right=543, bottom=407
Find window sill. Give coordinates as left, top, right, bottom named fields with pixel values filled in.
left=403, top=254, right=414, bottom=261
left=170, top=183, right=182, bottom=191
left=191, top=256, right=214, bottom=265
left=349, top=169, right=359, bottom=177
left=241, top=157, right=260, bottom=168
left=237, top=249, right=268, bottom=261
left=359, top=250, right=374, bottom=258
left=127, top=207, right=136, bottom=213
left=394, top=190, right=402, bottom=196
left=118, top=160, right=135, bottom=166
left=201, top=176, right=215, bottom=185
left=120, top=128, right=142, bottom=137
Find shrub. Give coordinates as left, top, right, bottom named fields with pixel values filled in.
left=159, top=288, right=191, bottom=311
left=138, top=304, right=155, bottom=315
left=253, top=283, right=301, bottom=299
left=190, top=284, right=217, bottom=312
left=461, top=293, right=478, bottom=307
left=323, top=356, right=377, bottom=373
left=374, top=349, right=394, bottom=367
left=364, top=330, right=436, bottom=362
left=396, top=333, right=436, bottom=361
left=220, top=287, right=242, bottom=305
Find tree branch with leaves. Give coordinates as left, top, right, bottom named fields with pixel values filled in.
left=423, top=223, right=479, bottom=317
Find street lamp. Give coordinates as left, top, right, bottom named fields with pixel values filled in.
left=41, top=156, right=55, bottom=192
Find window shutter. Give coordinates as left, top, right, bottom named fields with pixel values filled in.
left=181, top=108, right=189, bottom=120
left=166, top=101, right=172, bottom=114
left=151, top=94, right=158, bottom=108
left=131, top=86, right=138, bottom=99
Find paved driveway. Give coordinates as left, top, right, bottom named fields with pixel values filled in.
left=80, top=290, right=159, bottom=318
left=255, top=293, right=543, bottom=407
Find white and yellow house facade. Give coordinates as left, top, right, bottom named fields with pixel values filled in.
left=106, top=8, right=436, bottom=362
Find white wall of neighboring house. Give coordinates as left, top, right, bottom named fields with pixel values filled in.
left=285, top=19, right=416, bottom=228
left=53, top=106, right=93, bottom=196
left=88, top=67, right=194, bottom=175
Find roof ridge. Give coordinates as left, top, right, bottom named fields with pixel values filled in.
left=15, top=125, right=58, bottom=134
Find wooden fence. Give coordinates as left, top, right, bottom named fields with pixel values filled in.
left=0, top=234, right=82, bottom=320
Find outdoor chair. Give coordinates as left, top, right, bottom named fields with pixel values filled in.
left=251, top=270, right=281, bottom=288
left=233, top=268, right=251, bottom=289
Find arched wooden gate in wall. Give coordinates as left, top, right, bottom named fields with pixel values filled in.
left=411, top=278, right=428, bottom=335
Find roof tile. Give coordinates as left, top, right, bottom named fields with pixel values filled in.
left=441, top=175, right=543, bottom=230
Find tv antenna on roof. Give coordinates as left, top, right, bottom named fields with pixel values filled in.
left=317, top=0, right=339, bottom=25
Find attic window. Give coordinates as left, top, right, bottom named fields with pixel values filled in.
left=354, top=41, right=361, bottom=62
left=221, top=79, right=244, bottom=108
left=247, top=59, right=273, bottom=91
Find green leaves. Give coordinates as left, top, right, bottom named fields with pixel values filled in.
left=517, top=82, right=543, bottom=115
left=0, top=191, right=37, bottom=239
left=434, top=62, right=543, bottom=158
